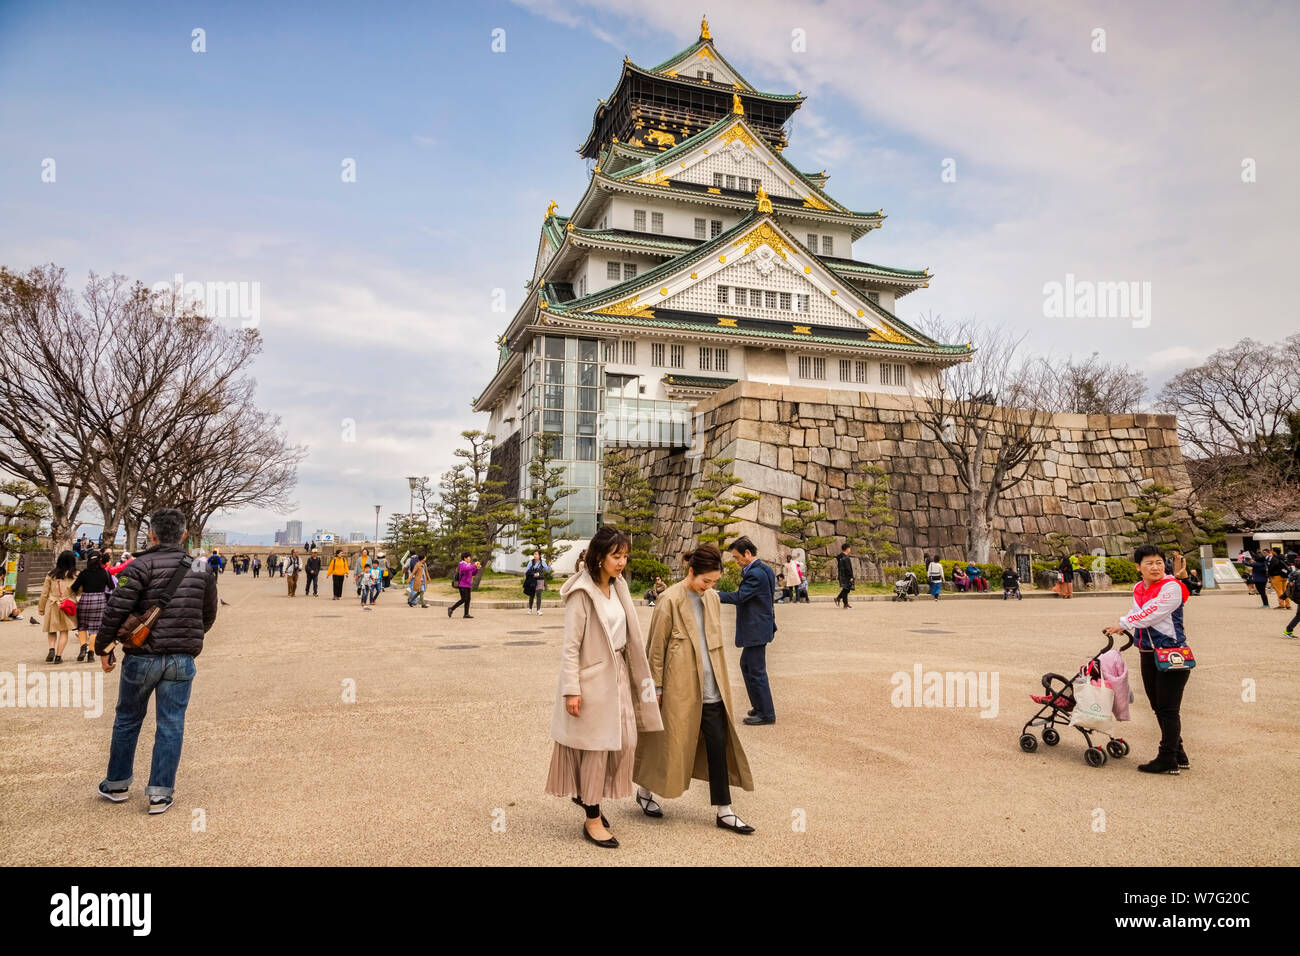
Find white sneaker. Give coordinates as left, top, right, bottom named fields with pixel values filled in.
left=537, top=609, right=543, bottom=616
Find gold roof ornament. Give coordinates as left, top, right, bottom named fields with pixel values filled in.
left=732, top=92, right=744, bottom=115
left=700, top=16, right=711, bottom=40
left=545, top=200, right=557, bottom=218
left=566, top=222, right=574, bottom=231
left=755, top=185, right=773, bottom=214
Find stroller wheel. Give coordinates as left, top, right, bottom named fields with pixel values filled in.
left=1018, top=733, right=1038, bottom=753
left=1107, top=739, right=1130, bottom=758
left=1084, top=747, right=1107, bottom=767
left=1042, top=728, right=1060, bottom=746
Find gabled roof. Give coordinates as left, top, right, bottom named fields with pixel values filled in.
left=607, top=115, right=854, bottom=216
left=544, top=210, right=951, bottom=351
left=647, top=24, right=762, bottom=92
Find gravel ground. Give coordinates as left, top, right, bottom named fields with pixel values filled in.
left=1, top=572, right=1295, bottom=866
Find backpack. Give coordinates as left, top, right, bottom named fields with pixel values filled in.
left=1287, top=568, right=1300, bottom=602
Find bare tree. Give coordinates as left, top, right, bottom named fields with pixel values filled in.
left=0, top=266, right=95, bottom=549
left=915, top=317, right=1055, bottom=562
left=1034, top=351, right=1146, bottom=414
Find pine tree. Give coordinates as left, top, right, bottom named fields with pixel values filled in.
left=691, top=457, right=759, bottom=550
left=1126, top=483, right=1181, bottom=549
left=842, top=465, right=899, bottom=583
left=455, top=430, right=518, bottom=565
left=603, top=449, right=665, bottom=589
left=518, top=433, right=574, bottom=565
left=778, top=500, right=832, bottom=582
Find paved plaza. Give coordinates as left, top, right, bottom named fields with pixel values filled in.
left=1, top=573, right=1296, bottom=866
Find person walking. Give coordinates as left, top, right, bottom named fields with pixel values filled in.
left=546, top=528, right=662, bottom=849
left=206, top=550, right=221, bottom=575
left=926, top=554, right=944, bottom=600
left=38, top=550, right=79, bottom=663
left=284, top=549, right=301, bottom=597
left=326, top=549, right=349, bottom=600
left=72, top=552, right=114, bottom=663
left=303, top=550, right=320, bottom=596
left=355, top=553, right=378, bottom=610
left=251, top=555, right=261, bottom=579
left=523, top=550, right=549, bottom=614
left=446, top=552, right=481, bottom=619
left=834, top=543, right=855, bottom=609
left=1268, top=548, right=1291, bottom=611
left=407, top=554, right=429, bottom=608
left=1283, top=556, right=1300, bottom=638
left=717, top=536, right=778, bottom=726
left=1104, top=544, right=1193, bottom=775
left=1249, top=551, right=1270, bottom=608
left=95, top=508, right=218, bottom=814
left=779, top=553, right=799, bottom=604
left=633, top=543, right=756, bottom=834
left=351, top=549, right=370, bottom=596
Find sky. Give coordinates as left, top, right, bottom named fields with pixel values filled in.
left=1, top=0, right=1296, bottom=540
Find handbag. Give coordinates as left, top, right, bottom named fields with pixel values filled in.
left=59, top=597, right=78, bottom=615
left=1154, top=645, right=1196, bottom=671
left=115, top=557, right=192, bottom=648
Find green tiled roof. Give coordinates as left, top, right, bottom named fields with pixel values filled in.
left=546, top=310, right=971, bottom=355
left=570, top=227, right=698, bottom=252
left=822, top=258, right=929, bottom=280
left=662, top=374, right=739, bottom=388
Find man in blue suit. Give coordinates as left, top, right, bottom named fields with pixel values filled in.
left=718, top=536, right=778, bottom=725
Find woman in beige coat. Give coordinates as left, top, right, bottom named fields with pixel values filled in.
left=38, top=550, right=79, bottom=663
left=545, top=527, right=662, bottom=849
left=633, top=544, right=756, bottom=834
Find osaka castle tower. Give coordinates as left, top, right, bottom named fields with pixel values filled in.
left=476, top=17, right=971, bottom=553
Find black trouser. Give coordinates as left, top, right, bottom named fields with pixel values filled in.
left=527, top=590, right=542, bottom=610
left=1287, top=606, right=1300, bottom=633
left=449, top=586, right=472, bottom=617
left=332, top=574, right=345, bottom=598
left=305, top=571, right=319, bottom=595
left=1255, top=581, right=1270, bottom=606
left=699, top=701, right=732, bottom=806
left=836, top=587, right=851, bottom=605
left=1138, top=651, right=1191, bottom=761
left=253, top=567, right=259, bottom=578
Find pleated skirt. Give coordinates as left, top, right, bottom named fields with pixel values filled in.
left=545, top=649, right=637, bottom=806
left=76, top=591, right=108, bottom=632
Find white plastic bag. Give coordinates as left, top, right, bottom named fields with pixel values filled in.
left=1069, top=675, right=1115, bottom=731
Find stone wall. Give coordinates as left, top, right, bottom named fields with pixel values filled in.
left=628, top=382, right=1191, bottom=571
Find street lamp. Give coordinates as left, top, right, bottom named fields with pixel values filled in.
left=407, top=476, right=419, bottom=516
left=374, top=505, right=381, bottom=548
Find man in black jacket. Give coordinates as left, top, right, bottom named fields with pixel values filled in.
left=835, top=543, right=855, bottom=609
left=304, top=549, right=321, bottom=596
left=95, top=508, right=218, bottom=815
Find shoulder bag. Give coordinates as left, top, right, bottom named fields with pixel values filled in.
left=116, top=558, right=192, bottom=647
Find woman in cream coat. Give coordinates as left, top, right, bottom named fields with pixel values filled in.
left=545, top=527, right=662, bottom=849
left=633, top=544, right=756, bottom=834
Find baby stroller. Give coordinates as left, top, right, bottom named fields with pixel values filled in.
left=892, top=571, right=919, bottom=602
left=1018, top=630, right=1132, bottom=767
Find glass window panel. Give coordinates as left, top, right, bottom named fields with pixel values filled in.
left=543, top=409, right=563, bottom=432
left=577, top=363, right=598, bottom=387
left=577, top=412, right=597, bottom=435
left=576, top=437, right=596, bottom=460
left=578, top=388, right=598, bottom=411
left=623, top=263, right=637, bottom=279
left=578, top=339, right=598, bottom=362
left=544, top=385, right=564, bottom=408
left=607, top=262, right=621, bottom=280
left=564, top=436, right=577, bottom=459
left=544, top=337, right=565, bottom=359
left=564, top=410, right=576, bottom=435
left=564, top=385, right=577, bottom=409
left=544, top=361, right=564, bottom=385
left=571, top=462, right=596, bottom=486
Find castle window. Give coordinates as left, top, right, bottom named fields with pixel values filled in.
left=710, top=219, right=722, bottom=238
left=855, top=360, right=869, bottom=383
left=880, top=362, right=908, bottom=386
left=779, top=292, right=791, bottom=310
left=807, top=233, right=818, bottom=251
left=623, top=263, right=637, bottom=279
left=795, top=294, right=809, bottom=312
left=651, top=211, right=663, bottom=234
left=713, top=173, right=723, bottom=187
left=725, top=174, right=736, bottom=190
left=798, top=356, right=826, bottom=380
left=821, top=236, right=834, bottom=255
left=669, top=344, right=684, bottom=369
left=603, top=341, right=616, bottom=363
left=699, top=347, right=712, bottom=371
left=634, top=209, right=646, bottom=231
left=607, top=261, right=621, bottom=280
left=839, top=359, right=852, bottom=382
left=695, top=218, right=707, bottom=239
left=621, top=340, right=636, bottom=364
left=715, top=349, right=728, bottom=372
left=651, top=343, right=666, bottom=367
left=717, top=286, right=729, bottom=304
left=764, top=290, right=778, bottom=309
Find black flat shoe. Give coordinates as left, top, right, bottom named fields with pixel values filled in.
left=743, top=715, right=775, bottom=725
left=635, top=791, right=663, bottom=818
left=747, top=708, right=757, bottom=717
left=45, top=648, right=55, bottom=662
left=571, top=796, right=609, bottom=827
left=582, top=825, right=619, bottom=848
left=716, top=813, right=755, bottom=834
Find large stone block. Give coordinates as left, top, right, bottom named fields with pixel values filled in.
left=759, top=399, right=779, bottom=422
left=818, top=426, right=836, bottom=447
left=731, top=459, right=803, bottom=498
left=778, top=447, right=793, bottom=472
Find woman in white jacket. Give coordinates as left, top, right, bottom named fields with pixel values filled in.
left=926, top=554, right=945, bottom=601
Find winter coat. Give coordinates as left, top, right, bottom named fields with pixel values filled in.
left=633, top=580, right=754, bottom=799
left=96, top=544, right=219, bottom=658
left=409, top=560, right=428, bottom=590
left=326, top=556, right=349, bottom=576
left=717, top=559, right=777, bottom=647
left=38, top=575, right=78, bottom=633
left=836, top=552, right=855, bottom=589
left=549, top=568, right=662, bottom=751
left=454, top=561, right=478, bottom=589
left=523, top=559, right=550, bottom=595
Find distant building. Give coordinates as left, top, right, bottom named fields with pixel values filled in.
left=274, top=531, right=287, bottom=546
left=285, top=520, right=303, bottom=545
left=313, top=530, right=341, bottom=545
left=349, top=531, right=367, bottom=543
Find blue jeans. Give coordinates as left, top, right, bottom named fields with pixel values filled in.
left=739, top=645, right=775, bottom=721
left=102, top=653, right=197, bottom=798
